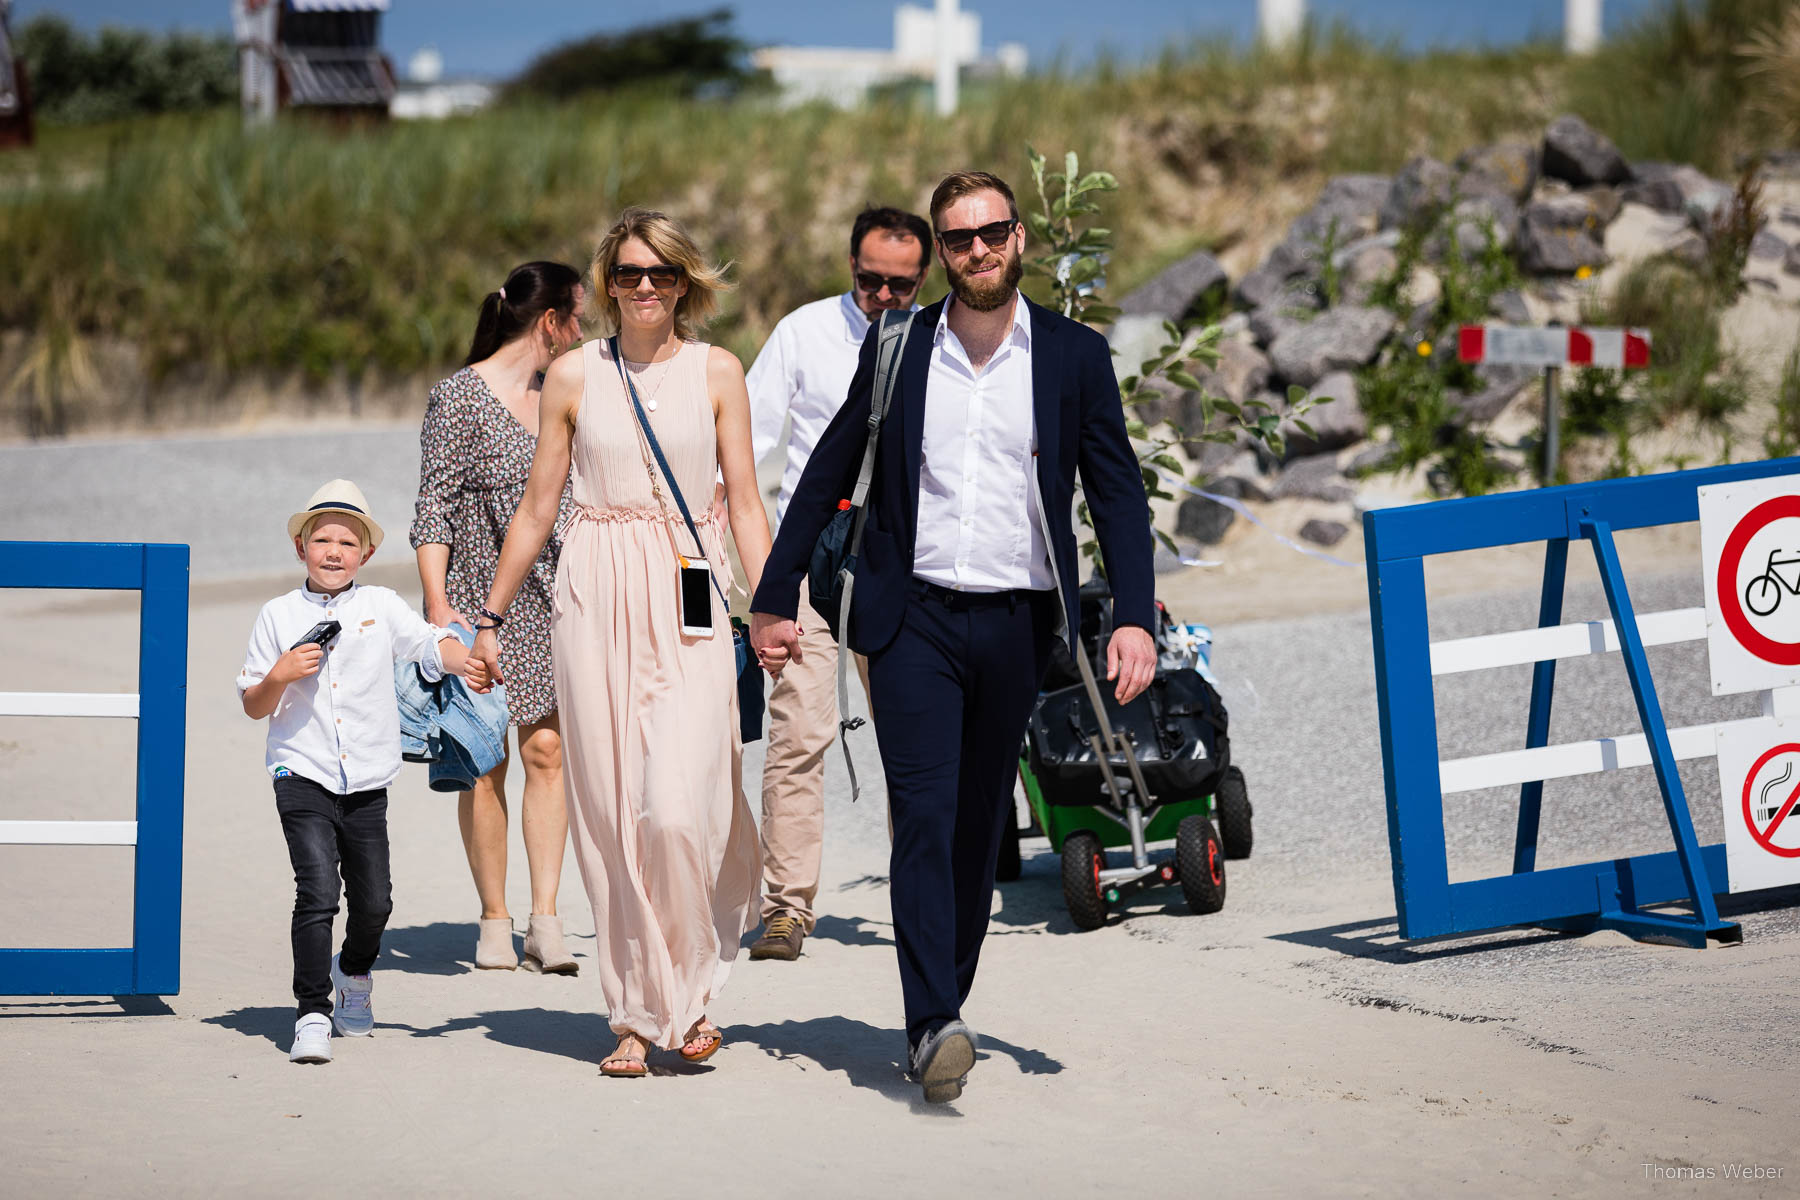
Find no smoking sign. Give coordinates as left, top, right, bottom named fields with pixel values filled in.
left=1700, top=478, right=1800, bottom=695
left=1716, top=720, right=1800, bottom=892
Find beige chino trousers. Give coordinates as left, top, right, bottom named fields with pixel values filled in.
left=759, top=599, right=871, bottom=931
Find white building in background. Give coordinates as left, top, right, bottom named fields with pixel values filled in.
left=753, top=3, right=1026, bottom=109
left=1258, top=0, right=1606, bottom=53
left=389, top=44, right=495, bottom=120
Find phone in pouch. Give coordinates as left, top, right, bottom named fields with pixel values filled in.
left=679, top=561, right=715, bottom=638
left=290, top=620, right=341, bottom=651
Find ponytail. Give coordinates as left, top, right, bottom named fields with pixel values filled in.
left=462, top=261, right=584, bottom=367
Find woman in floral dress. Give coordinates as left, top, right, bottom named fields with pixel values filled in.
left=411, top=261, right=586, bottom=973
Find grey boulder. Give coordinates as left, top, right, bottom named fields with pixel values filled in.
left=1541, top=114, right=1631, bottom=187
left=1299, top=518, right=1351, bottom=548
left=1195, top=338, right=1272, bottom=408
left=1455, top=142, right=1540, bottom=204
left=1271, top=452, right=1356, bottom=503
left=1175, top=494, right=1236, bottom=545
left=1621, top=162, right=1732, bottom=226
left=1281, top=370, right=1366, bottom=459
left=1517, top=194, right=1610, bottom=274
left=1267, top=305, right=1395, bottom=387
left=1449, top=364, right=1535, bottom=425
left=1381, top=156, right=1456, bottom=229
left=1117, top=249, right=1229, bottom=319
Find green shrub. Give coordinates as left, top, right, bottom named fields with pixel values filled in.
left=1563, top=0, right=1798, bottom=174
left=15, top=16, right=236, bottom=124
left=1580, top=258, right=1747, bottom=435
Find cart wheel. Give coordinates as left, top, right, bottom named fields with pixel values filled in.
left=1061, top=832, right=1109, bottom=931
left=995, top=814, right=1022, bottom=883
left=1176, top=816, right=1226, bottom=914
left=1217, top=766, right=1253, bottom=861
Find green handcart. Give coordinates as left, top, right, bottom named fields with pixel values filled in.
left=995, top=589, right=1253, bottom=929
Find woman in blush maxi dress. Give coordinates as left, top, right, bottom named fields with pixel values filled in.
left=554, top=334, right=760, bottom=1051
left=470, top=207, right=773, bottom=1077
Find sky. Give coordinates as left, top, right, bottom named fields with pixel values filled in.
left=14, top=0, right=1665, bottom=79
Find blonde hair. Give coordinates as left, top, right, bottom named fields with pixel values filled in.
left=590, top=207, right=732, bottom=341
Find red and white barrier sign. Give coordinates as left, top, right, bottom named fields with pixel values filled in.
left=1457, top=324, right=1652, bottom=369
left=1715, top=721, right=1800, bottom=892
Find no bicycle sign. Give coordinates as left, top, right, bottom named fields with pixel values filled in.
left=1700, top=477, right=1800, bottom=695
left=1715, top=722, right=1800, bottom=891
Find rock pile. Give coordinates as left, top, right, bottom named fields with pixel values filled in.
left=1111, top=114, right=1799, bottom=550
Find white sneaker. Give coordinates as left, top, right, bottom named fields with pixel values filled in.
left=330, top=954, right=374, bottom=1037
left=289, top=1013, right=332, bottom=1064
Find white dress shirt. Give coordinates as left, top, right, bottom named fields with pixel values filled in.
left=237, top=582, right=448, bottom=794
left=913, top=295, right=1054, bottom=592
left=749, top=291, right=917, bottom=523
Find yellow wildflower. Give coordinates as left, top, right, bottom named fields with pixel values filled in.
left=1417, top=340, right=1433, bottom=357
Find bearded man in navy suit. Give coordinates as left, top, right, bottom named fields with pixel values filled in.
left=750, top=170, right=1157, bottom=1104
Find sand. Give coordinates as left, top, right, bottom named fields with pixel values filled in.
left=4, top=521, right=1799, bottom=1197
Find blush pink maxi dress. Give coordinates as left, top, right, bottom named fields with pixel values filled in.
left=553, top=337, right=759, bottom=1051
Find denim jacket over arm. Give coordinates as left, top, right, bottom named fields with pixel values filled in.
left=394, top=626, right=510, bottom=793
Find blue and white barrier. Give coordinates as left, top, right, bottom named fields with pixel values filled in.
left=1364, top=460, right=1800, bottom=949
left=0, top=542, right=188, bottom=995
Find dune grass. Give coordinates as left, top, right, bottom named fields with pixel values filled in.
left=0, top=3, right=1793, bottom=432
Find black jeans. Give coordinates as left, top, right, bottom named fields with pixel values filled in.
left=274, top=775, right=393, bottom=1019
left=867, top=582, right=1055, bottom=1050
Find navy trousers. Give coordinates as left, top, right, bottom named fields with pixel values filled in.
left=867, top=580, right=1055, bottom=1049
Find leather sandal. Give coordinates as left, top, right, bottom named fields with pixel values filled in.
left=679, top=1020, right=723, bottom=1063
left=600, top=1034, right=650, bottom=1079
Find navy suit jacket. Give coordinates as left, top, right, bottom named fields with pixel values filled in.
left=750, top=294, right=1155, bottom=661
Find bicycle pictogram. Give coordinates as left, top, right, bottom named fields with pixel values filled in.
left=1743, top=548, right=1800, bottom=617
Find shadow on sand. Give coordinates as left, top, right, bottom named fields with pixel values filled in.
left=729, top=1014, right=1064, bottom=1114
left=0, top=995, right=174, bottom=1020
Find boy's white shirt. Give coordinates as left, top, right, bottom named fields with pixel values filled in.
left=238, top=581, right=449, bottom=794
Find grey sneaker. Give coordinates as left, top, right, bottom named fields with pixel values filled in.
left=909, top=1021, right=977, bottom=1104
left=289, top=1013, right=332, bottom=1064
left=330, top=954, right=374, bottom=1037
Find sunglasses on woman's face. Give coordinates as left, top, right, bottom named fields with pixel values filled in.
left=610, top=263, right=684, bottom=290
left=854, top=268, right=921, bottom=297
left=935, top=218, right=1018, bottom=256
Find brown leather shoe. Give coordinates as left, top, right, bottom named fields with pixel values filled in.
left=749, top=914, right=805, bottom=961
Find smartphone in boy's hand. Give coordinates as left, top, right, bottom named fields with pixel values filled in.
left=289, top=620, right=341, bottom=651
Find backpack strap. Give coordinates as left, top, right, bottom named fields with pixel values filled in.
left=836, top=308, right=915, bottom=802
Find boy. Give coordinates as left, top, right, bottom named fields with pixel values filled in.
left=238, top=480, right=488, bottom=1064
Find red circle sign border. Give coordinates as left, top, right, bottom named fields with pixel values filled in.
left=1717, top=493, right=1800, bottom=667
left=1740, top=742, right=1800, bottom=858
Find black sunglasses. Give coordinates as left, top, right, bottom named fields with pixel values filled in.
left=853, top=268, right=921, bottom=297
left=610, top=263, right=684, bottom=289
left=935, top=218, right=1018, bottom=255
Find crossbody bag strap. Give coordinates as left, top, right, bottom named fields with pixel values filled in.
left=610, top=336, right=727, bottom=608
left=835, top=307, right=916, bottom=803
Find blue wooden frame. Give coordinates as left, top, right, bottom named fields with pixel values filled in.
left=1365, top=460, right=1800, bottom=948
left=0, top=542, right=189, bottom=994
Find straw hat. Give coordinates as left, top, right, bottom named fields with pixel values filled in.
left=287, top=479, right=384, bottom=550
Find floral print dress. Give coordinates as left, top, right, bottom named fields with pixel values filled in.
left=410, top=365, right=572, bottom=726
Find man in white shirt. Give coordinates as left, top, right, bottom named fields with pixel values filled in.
left=744, top=206, right=932, bottom=962
left=751, top=173, right=1157, bottom=1101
